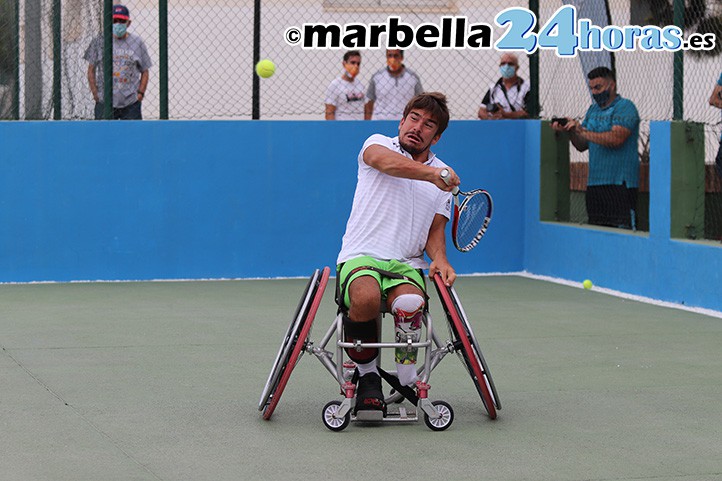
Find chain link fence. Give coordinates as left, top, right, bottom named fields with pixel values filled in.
left=0, top=0, right=512, bottom=120
left=0, top=0, right=721, bottom=238
left=540, top=0, right=722, bottom=239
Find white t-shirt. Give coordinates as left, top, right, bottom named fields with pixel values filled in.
left=481, top=77, right=530, bottom=113
left=325, top=77, right=365, bottom=120
left=366, top=67, right=423, bottom=120
left=337, top=134, right=453, bottom=269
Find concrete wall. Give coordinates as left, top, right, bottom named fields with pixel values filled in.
left=525, top=121, right=722, bottom=312
left=1, top=119, right=720, bottom=312
left=0, top=120, right=525, bottom=281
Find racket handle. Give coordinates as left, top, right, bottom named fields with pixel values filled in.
left=439, top=168, right=460, bottom=195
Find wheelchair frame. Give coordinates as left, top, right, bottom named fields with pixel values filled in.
left=258, top=266, right=501, bottom=431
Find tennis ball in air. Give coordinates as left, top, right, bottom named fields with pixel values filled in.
left=583, top=279, right=593, bottom=290
left=255, top=59, right=276, bottom=78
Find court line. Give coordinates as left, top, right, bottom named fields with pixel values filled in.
left=474, top=271, right=722, bottom=320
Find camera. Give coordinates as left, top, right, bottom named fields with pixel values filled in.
left=551, top=117, right=568, bottom=126
left=487, top=103, right=501, bottom=114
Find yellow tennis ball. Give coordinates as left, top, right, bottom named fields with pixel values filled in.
left=255, top=59, right=275, bottom=78
left=583, top=279, right=593, bottom=290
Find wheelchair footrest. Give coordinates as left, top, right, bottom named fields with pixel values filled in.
left=354, top=410, right=385, bottom=422
left=351, top=404, right=420, bottom=423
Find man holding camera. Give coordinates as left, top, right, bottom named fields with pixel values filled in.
left=552, top=66, right=640, bottom=230
left=477, top=53, right=530, bottom=120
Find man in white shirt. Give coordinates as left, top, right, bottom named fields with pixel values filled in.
left=337, top=92, right=460, bottom=415
left=325, top=51, right=365, bottom=120
left=364, top=49, right=424, bottom=120
left=478, top=53, right=530, bottom=120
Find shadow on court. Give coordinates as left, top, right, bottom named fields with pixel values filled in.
left=1, top=276, right=721, bottom=481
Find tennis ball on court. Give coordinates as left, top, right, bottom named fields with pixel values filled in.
left=583, top=279, right=593, bottom=290
left=255, top=59, right=276, bottom=78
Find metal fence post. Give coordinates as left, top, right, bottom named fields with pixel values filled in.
left=159, top=0, right=168, bottom=119
left=52, top=0, right=61, bottom=119
left=528, top=0, right=540, bottom=118
left=12, top=0, right=19, bottom=119
left=252, top=0, right=261, bottom=119
left=103, top=0, right=113, bottom=119
left=672, top=0, right=684, bottom=120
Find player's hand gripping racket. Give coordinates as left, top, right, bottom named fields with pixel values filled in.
left=440, top=168, right=493, bottom=253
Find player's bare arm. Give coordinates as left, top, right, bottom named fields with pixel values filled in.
left=500, top=108, right=529, bottom=119
left=557, top=119, right=589, bottom=152
left=576, top=124, right=631, bottom=149
left=364, top=101, right=374, bottom=120
left=325, top=104, right=336, bottom=120
left=426, top=213, right=456, bottom=286
left=137, top=70, right=149, bottom=102
left=709, top=85, right=722, bottom=109
left=87, top=64, right=99, bottom=102
left=363, top=144, right=459, bottom=191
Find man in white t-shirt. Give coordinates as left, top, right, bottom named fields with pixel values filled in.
left=478, top=53, right=530, bottom=120
left=709, top=72, right=722, bottom=179
left=364, top=49, right=424, bottom=120
left=325, top=51, right=365, bottom=120
left=336, top=92, right=460, bottom=415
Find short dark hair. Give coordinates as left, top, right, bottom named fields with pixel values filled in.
left=386, top=49, right=404, bottom=58
left=402, top=92, right=450, bottom=136
left=588, top=66, right=615, bottom=82
left=343, top=50, right=361, bottom=62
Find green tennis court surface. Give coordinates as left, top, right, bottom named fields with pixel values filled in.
left=2, top=276, right=721, bottom=480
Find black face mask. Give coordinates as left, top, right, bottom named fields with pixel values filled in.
left=592, top=89, right=611, bottom=107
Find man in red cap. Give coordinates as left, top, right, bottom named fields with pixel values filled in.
left=84, top=4, right=152, bottom=119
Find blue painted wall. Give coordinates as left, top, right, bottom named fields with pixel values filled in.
left=523, top=121, right=722, bottom=312
left=1, top=119, right=720, bottom=312
left=0, top=120, right=525, bottom=282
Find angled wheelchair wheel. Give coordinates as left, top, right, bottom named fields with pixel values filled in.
left=433, top=273, right=500, bottom=419
left=424, top=401, right=454, bottom=431
left=259, top=266, right=330, bottom=420
left=322, top=400, right=350, bottom=432
left=446, top=282, right=501, bottom=412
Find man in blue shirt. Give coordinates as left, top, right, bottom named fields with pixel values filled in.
left=553, top=67, right=640, bottom=230
left=709, top=72, right=722, bottom=179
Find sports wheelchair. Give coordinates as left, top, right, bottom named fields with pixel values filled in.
left=258, top=266, right=501, bottom=431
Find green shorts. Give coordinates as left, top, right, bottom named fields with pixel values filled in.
left=337, top=256, right=425, bottom=309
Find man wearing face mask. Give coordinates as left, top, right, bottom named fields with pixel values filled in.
left=552, top=66, right=640, bottom=230
left=365, top=49, right=423, bottom=121
left=478, top=53, right=530, bottom=120
left=84, top=4, right=152, bottom=120
left=709, top=71, right=722, bottom=179
left=325, top=51, right=365, bottom=120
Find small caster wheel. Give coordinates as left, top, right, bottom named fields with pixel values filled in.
left=424, top=400, right=454, bottom=431
left=322, top=400, right=350, bottom=432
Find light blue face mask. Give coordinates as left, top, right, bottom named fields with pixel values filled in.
left=113, top=23, right=127, bottom=38
left=500, top=64, right=515, bottom=79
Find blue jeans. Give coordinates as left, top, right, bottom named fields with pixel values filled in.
left=94, top=101, right=142, bottom=120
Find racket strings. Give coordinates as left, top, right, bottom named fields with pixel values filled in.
left=457, top=194, right=490, bottom=249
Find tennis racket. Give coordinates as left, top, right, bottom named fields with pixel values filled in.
left=439, top=168, right=493, bottom=253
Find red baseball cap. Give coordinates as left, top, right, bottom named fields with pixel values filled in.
left=112, top=4, right=130, bottom=20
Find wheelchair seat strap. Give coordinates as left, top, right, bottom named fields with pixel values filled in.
left=377, top=367, right=419, bottom=406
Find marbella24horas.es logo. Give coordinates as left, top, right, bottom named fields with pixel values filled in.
left=284, top=6, right=716, bottom=55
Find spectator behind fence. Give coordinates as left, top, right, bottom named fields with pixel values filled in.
left=709, top=71, right=722, bottom=179
left=478, top=53, right=530, bottom=120
left=365, top=49, right=423, bottom=121
left=325, top=51, right=365, bottom=120
left=84, top=4, right=152, bottom=120
left=552, top=67, right=640, bottom=230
